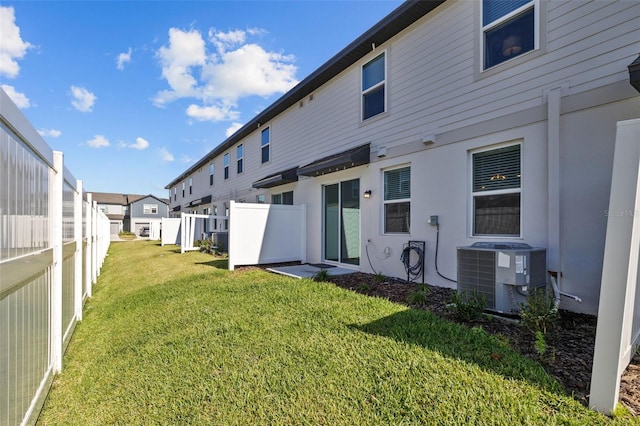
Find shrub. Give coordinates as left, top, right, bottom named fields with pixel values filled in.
left=450, top=289, right=487, bottom=322
left=519, top=288, right=559, bottom=336
left=407, top=284, right=430, bottom=306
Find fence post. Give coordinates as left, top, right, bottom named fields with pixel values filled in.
left=74, top=180, right=83, bottom=320
left=92, top=200, right=98, bottom=284
left=590, top=118, right=640, bottom=413
left=51, top=151, right=64, bottom=373
left=85, top=193, right=93, bottom=298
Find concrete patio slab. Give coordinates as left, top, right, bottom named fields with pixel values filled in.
left=266, top=264, right=357, bottom=279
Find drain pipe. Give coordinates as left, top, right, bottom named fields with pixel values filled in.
left=548, top=271, right=561, bottom=313
left=548, top=271, right=583, bottom=312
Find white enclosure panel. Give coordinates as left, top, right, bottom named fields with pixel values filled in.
left=161, top=218, right=181, bottom=246
left=229, top=202, right=306, bottom=270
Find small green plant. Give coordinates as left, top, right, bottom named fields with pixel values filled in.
left=313, top=268, right=330, bottom=282
left=450, top=289, right=487, bottom=322
left=519, top=288, right=559, bottom=336
left=407, top=284, right=430, bottom=306
left=198, top=239, right=212, bottom=253
left=534, top=330, right=547, bottom=356
left=356, top=282, right=372, bottom=292
left=373, top=272, right=386, bottom=283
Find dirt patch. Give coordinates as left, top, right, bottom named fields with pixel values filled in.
left=241, top=263, right=640, bottom=414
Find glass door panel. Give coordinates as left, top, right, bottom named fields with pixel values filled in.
left=323, top=179, right=360, bottom=265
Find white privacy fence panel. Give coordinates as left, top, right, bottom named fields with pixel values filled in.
left=590, top=118, right=640, bottom=414
left=0, top=88, right=110, bottom=425
left=228, top=201, right=306, bottom=271
left=161, top=217, right=181, bottom=246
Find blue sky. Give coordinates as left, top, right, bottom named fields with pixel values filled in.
left=1, top=0, right=403, bottom=198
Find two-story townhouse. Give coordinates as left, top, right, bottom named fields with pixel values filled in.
left=92, top=192, right=169, bottom=236
left=166, top=0, right=640, bottom=315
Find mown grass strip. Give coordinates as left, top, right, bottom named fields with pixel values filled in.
left=38, top=241, right=635, bottom=425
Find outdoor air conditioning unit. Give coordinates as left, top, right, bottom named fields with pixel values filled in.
left=456, top=242, right=547, bottom=315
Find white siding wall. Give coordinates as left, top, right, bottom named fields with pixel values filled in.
left=172, top=0, right=640, bottom=314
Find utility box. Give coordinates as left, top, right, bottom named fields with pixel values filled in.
left=456, top=242, right=547, bottom=314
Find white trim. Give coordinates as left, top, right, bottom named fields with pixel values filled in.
left=382, top=164, right=411, bottom=235
left=361, top=50, right=387, bottom=122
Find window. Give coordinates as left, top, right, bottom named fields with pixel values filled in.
left=224, top=153, right=229, bottom=179
left=143, top=204, right=158, bottom=215
left=173, top=187, right=176, bottom=201
left=209, top=164, right=214, bottom=186
left=272, top=191, right=293, bottom=205
left=362, top=52, right=385, bottom=120
left=256, top=194, right=265, bottom=204
left=482, top=0, right=536, bottom=70
left=383, top=166, right=410, bottom=233
left=182, top=182, right=185, bottom=197
left=189, top=177, right=192, bottom=195
left=212, top=205, right=218, bottom=230
left=472, top=144, right=521, bottom=236
left=261, top=127, right=270, bottom=163
left=237, top=144, right=243, bottom=174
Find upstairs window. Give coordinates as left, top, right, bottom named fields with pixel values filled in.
left=482, top=0, right=536, bottom=70
left=237, top=144, right=244, bottom=174
left=362, top=52, right=385, bottom=120
left=383, top=166, right=410, bottom=233
left=173, top=187, right=176, bottom=201
left=209, top=164, right=214, bottom=186
left=143, top=204, right=158, bottom=215
left=261, top=127, right=270, bottom=163
left=182, top=182, right=185, bottom=197
left=189, top=177, right=193, bottom=194
left=224, top=153, right=229, bottom=179
left=472, top=144, right=521, bottom=236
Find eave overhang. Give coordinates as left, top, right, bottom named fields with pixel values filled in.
left=297, top=143, right=370, bottom=177
left=252, top=167, right=299, bottom=189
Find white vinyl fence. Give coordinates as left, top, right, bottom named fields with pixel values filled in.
left=1, top=88, right=110, bottom=425
left=228, top=201, right=306, bottom=270
left=590, top=118, right=640, bottom=413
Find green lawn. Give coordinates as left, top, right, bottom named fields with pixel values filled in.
left=38, top=241, right=633, bottom=425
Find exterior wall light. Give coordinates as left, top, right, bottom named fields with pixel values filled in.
left=363, top=190, right=372, bottom=198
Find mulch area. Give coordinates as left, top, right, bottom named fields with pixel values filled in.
left=238, top=264, right=640, bottom=415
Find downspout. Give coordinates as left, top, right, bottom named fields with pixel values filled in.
left=547, top=87, right=563, bottom=298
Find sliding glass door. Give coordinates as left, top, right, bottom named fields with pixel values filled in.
left=323, top=179, right=360, bottom=265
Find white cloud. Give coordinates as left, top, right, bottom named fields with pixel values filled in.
left=1, top=84, right=30, bottom=108
left=0, top=6, right=33, bottom=79
left=119, top=137, right=150, bottom=150
left=186, top=103, right=239, bottom=123
left=38, top=128, right=62, bottom=138
left=181, top=155, right=194, bottom=163
left=70, top=86, right=97, bottom=112
left=225, top=122, right=243, bottom=137
left=154, top=27, right=298, bottom=122
left=86, top=134, right=109, bottom=148
left=159, top=147, right=174, bottom=162
left=116, top=47, right=132, bottom=70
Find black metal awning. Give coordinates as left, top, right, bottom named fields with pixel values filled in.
left=297, top=143, right=370, bottom=177
left=172, top=205, right=181, bottom=212
left=188, top=195, right=212, bottom=207
left=252, top=167, right=299, bottom=189
left=629, top=54, right=640, bottom=93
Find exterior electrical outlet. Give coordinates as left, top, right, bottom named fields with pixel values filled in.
left=456, top=242, right=547, bottom=314
left=429, top=215, right=439, bottom=226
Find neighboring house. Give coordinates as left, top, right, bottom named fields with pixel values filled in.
left=165, top=0, right=640, bottom=315
left=92, top=192, right=169, bottom=235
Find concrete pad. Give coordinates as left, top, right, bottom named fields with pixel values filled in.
left=266, top=264, right=357, bottom=279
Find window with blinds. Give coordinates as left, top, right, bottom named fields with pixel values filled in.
left=472, top=144, right=521, bottom=236
left=383, top=166, right=410, bottom=233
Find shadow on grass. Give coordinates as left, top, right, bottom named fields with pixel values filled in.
left=195, top=259, right=228, bottom=269
left=350, top=308, right=563, bottom=395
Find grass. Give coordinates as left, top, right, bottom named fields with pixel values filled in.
left=38, top=241, right=633, bottom=425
